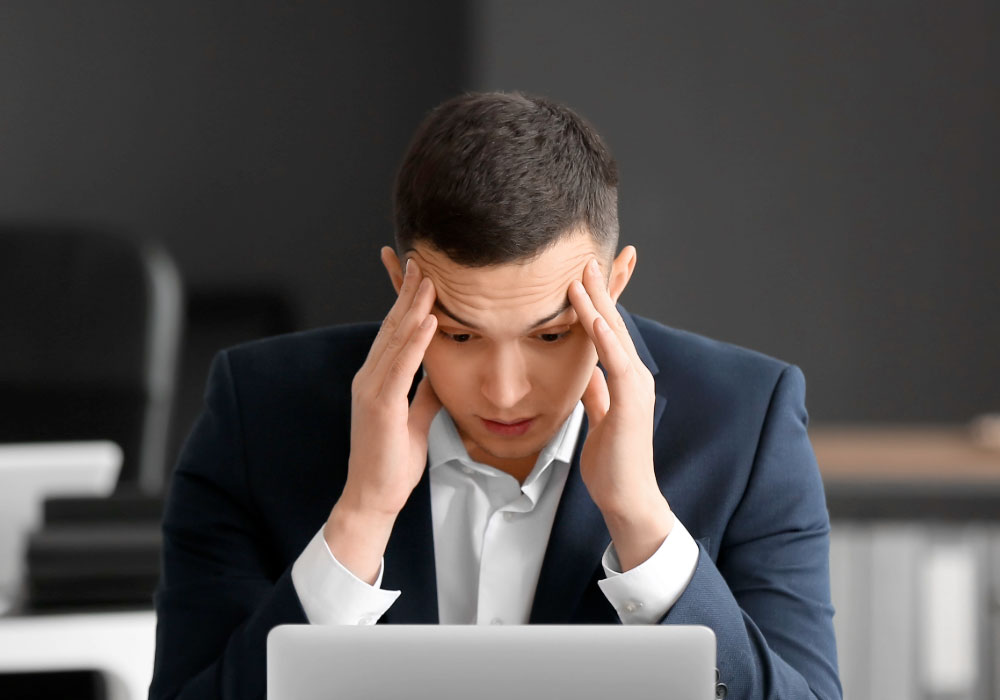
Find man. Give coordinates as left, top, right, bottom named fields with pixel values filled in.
left=150, top=92, right=841, bottom=699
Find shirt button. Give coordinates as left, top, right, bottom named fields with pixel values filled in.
left=490, top=617, right=504, bottom=625
left=461, top=465, right=474, bottom=475
left=623, top=601, right=643, bottom=614
left=503, top=511, right=514, bottom=522
left=360, top=615, right=376, bottom=625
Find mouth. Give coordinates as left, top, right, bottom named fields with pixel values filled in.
left=480, top=416, right=536, bottom=437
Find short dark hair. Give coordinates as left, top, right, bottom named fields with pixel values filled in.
left=393, top=92, right=619, bottom=266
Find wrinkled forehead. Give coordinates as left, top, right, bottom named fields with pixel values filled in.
left=407, top=235, right=602, bottom=330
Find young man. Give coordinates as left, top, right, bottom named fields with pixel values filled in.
left=150, top=93, right=841, bottom=700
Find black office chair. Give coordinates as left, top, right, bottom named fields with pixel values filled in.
left=0, top=225, right=183, bottom=610
left=0, top=224, right=183, bottom=494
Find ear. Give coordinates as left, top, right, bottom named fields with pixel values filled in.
left=381, top=246, right=405, bottom=295
left=607, top=245, right=637, bottom=303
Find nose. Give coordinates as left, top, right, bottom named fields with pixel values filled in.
left=480, top=344, right=531, bottom=410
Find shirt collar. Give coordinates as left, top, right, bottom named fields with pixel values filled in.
left=427, top=408, right=473, bottom=471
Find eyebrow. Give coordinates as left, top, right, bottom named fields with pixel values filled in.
left=433, top=298, right=573, bottom=333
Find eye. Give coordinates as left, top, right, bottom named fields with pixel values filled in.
left=440, top=331, right=473, bottom=343
left=537, top=330, right=570, bottom=343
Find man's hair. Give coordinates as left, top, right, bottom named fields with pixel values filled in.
left=393, top=92, right=619, bottom=266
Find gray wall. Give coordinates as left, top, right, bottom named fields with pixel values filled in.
left=0, top=1, right=469, bottom=462
left=0, top=1, right=468, bottom=330
left=1, top=1, right=996, bottom=429
left=471, top=0, right=999, bottom=422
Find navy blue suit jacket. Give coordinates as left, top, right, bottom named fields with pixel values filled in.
left=149, top=309, right=841, bottom=699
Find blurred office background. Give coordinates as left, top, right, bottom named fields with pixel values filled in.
left=0, top=2, right=997, bottom=698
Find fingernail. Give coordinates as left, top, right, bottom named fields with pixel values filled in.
left=420, top=315, right=434, bottom=329
left=596, top=317, right=610, bottom=332
left=587, top=259, right=600, bottom=276
left=405, top=259, right=412, bottom=276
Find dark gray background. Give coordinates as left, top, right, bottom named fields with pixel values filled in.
left=472, top=0, right=999, bottom=424
left=1, top=1, right=996, bottom=453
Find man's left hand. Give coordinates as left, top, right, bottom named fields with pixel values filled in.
left=568, top=257, right=675, bottom=571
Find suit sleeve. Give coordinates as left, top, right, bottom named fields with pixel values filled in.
left=660, top=365, right=842, bottom=700
left=149, top=351, right=307, bottom=700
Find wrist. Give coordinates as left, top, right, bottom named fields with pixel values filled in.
left=600, top=493, right=674, bottom=572
left=324, top=497, right=398, bottom=585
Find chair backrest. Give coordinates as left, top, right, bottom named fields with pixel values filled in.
left=0, top=225, right=183, bottom=493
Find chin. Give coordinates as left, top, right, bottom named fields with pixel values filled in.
left=472, top=426, right=555, bottom=459
left=478, top=438, right=539, bottom=459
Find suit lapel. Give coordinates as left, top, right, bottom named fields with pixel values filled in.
left=529, top=306, right=668, bottom=622
left=381, top=466, right=439, bottom=623
left=619, top=306, right=668, bottom=434
left=529, top=412, right=608, bottom=622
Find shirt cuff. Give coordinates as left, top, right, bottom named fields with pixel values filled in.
left=291, top=527, right=401, bottom=625
left=596, top=516, right=699, bottom=624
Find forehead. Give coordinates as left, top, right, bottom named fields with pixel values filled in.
left=408, top=232, right=601, bottom=326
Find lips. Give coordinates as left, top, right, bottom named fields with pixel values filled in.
left=481, top=416, right=536, bottom=437
left=484, top=417, right=534, bottom=425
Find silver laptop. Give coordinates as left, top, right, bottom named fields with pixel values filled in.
left=267, top=624, right=716, bottom=700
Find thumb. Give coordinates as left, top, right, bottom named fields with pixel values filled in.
left=408, top=373, right=442, bottom=438
left=580, top=364, right=610, bottom=427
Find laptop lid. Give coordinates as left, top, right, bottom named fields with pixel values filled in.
left=267, top=624, right=716, bottom=700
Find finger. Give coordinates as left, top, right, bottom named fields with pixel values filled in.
left=569, top=274, right=627, bottom=373
left=378, top=312, right=438, bottom=400
left=408, top=374, right=443, bottom=439
left=589, top=314, right=637, bottom=395
left=580, top=364, right=610, bottom=427
left=367, top=258, right=422, bottom=364
left=364, top=258, right=424, bottom=370
left=370, top=274, right=436, bottom=382
left=568, top=276, right=602, bottom=346
left=580, top=258, right=643, bottom=368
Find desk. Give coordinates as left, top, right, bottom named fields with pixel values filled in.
left=0, top=610, right=155, bottom=700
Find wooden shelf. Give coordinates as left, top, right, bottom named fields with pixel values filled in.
left=810, top=424, right=1000, bottom=483
left=809, top=424, right=1000, bottom=520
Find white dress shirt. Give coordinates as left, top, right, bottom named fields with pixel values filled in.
left=291, top=402, right=698, bottom=626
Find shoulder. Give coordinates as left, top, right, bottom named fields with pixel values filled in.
left=630, top=312, right=792, bottom=383
left=626, top=311, right=806, bottom=422
left=625, top=315, right=818, bottom=546
left=215, top=322, right=380, bottom=399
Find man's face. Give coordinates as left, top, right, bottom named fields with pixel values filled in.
left=398, top=231, right=630, bottom=471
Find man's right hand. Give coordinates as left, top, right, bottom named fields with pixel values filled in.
left=324, top=257, right=440, bottom=584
